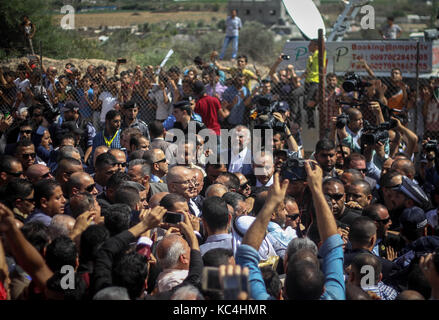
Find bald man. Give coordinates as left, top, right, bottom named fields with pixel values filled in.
left=91, top=145, right=110, bottom=170
left=145, top=148, right=169, bottom=183
left=205, top=183, right=228, bottom=198
left=391, top=158, right=416, bottom=180
left=167, top=166, right=197, bottom=201
left=66, top=171, right=99, bottom=198
left=55, top=158, right=84, bottom=195
left=337, top=108, right=364, bottom=153
left=26, top=164, right=54, bottom=184
left=108, top=148, right=127, bottom=173
left=167, top=165, right=200, bottom=216
left=396, top=290, right=425, bottom=300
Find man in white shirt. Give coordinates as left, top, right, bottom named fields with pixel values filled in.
left=379, top=17, right=402, bottom=40
left=228, top=125, right=252, bottom=175
left=219, top=9, right=242, bottom=60
left=149, top=75, right=173, bottom=121
left=98, top=77, right=121, bottom=128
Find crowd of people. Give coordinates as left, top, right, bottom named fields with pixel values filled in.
left=0, top=40, right=439, bottom=301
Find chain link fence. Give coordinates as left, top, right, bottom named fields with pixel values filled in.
left=1, top=44, right=438, bottom=153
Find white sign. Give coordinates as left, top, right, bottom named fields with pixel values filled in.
left=280, top=40, right=437, bottom=76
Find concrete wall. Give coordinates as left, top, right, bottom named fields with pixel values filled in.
left=227, top=0, right=288, bottom=26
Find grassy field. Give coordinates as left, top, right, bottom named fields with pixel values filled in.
left=52, top=10, right=227, bottom=28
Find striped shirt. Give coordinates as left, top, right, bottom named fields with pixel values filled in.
left=92, top=129, right=122, bottom=150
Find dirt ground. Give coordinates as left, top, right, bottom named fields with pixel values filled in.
left=53, top=11, right=226, bottom=28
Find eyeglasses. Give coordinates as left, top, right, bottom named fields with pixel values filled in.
left=40, top=171, right=52, bottom=179
left=154, top=158, right=167, bottom=164
left=287, top=214, right=300, bottom=220
left=173, top=179, right=196, bottom=186
left=21, top=197, right=35, bottom=203
left=240, top=182, right=250, bottom=189
left=116, top=162, right=127, bottom=168
left=21, top=153, right=36, bottom=159
left=85, top=183, right=96, bottom=193
left=20, top=130, right=33, bottom=135
left=375, top=217, right=391, bottom=224
left=6, top=171, right=24, bottom=177
left=325, top=193, right=344, bottom=201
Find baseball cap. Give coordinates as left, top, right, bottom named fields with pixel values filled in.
left=173, top=100, right=192, bottom=114
left=400, top=206, right=428, bottom=232
left=63, top=101, right=80, bottom=112
left=274, top=101, right=290, bottom=113
left=122, top=101, right=137, bottom=109
left=392, top=176, right=430, bottom=210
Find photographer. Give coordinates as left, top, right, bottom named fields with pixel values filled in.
left=268, top=54, right=303, bottom=122
left=421, top=139, right=439, bottom=194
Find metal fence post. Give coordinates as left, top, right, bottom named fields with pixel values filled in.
left=415, top=40, right=420, bottom=136
left=318, top=28, right=326, bottom=140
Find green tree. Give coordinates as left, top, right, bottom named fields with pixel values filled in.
left=0, top=0, right=53, bottom=55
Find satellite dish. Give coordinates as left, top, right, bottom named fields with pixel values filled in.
left=282, top=0, right=326, bottom=40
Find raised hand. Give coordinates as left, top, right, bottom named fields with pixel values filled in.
left=266, top=171, right=289, bottom=207
left=143, top=205, right=167, bottom=230
left=304, top=160, right=323, bottom=191
left=0, top=203, right=15, bottom=233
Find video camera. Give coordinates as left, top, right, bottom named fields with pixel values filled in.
left=34, top=93, right=60, bottom=123
left=280, top=151, right=314, bottom=182
left=342, top=72, right=372, bottom=93
left=253, top=96, right=287, bottom=131
left=424, top=140, right=438, bottom=153
left=335, top=113, right=350, bottom=129
left=360, top=119, right=398, bottom=146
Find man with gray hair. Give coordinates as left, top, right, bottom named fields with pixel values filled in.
left=93, top=286, right=130, bottom=300
left=283, top=237, right=318, bottom=274
left=48, top=145, right=82, bottom=172
left=171, top=285, right=204, bottom=300
left=156, top=228, right=200, bottom=293
left=48, top=214, right=76, bottom=240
